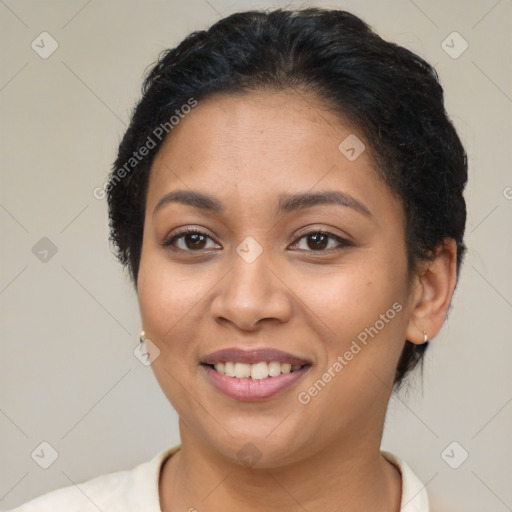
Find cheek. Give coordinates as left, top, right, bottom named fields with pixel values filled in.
left=287, top=269, right=408, bottom=451
left=304, top=260, right=406, bottom=343
left=136, top=252, right=205, bottom=415
left=299, top=256, right=409, bottom=394
left=137, top=251, right=202, bottom=351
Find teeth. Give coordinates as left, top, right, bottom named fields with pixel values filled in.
left=251, top=362, right=268, bottom=380
left=225, top=361, right=236, bottom=377
left=234, top=362, right=251, bottom=378
left=212, top=361, right=303, bottom=378
left=268, top=361, right=281, bottom=377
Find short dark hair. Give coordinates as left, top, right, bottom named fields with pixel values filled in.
left=106, top=8, right=467, bottom=386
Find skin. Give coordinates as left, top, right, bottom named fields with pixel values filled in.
left=136, top=89, right=458, bottom=511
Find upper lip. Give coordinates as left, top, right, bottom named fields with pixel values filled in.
left=201, top=348, right=311, bottom=366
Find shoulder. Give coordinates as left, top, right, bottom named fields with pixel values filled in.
left=381, top=451, right=430, bottom=512
left=8, top=446, right=179, bottom=512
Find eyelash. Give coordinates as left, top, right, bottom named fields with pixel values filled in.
left=161, top=228, right=351, bottom=254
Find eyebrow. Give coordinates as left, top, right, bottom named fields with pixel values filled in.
left=153, top=189, right=372, bottom=218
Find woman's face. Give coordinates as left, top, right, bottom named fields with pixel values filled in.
left=138, top=90, right=416, bottom=466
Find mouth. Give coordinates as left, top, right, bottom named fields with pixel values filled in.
left=202, top=361, right=309, bottom=379
left=200, top=348, right=312, bottom=401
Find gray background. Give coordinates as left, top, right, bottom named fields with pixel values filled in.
left=1, top=0, right=511, bottom=510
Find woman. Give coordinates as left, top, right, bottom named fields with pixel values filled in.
left=11, top=7, right=467, bottom=511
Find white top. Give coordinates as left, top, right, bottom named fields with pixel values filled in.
left=8, top=447, right=429, bottom=511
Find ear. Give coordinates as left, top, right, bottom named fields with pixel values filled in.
left=405, top=238, right=458, bottom=345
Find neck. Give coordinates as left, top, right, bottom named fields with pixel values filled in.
left=159, top=421, right=401, bottom=512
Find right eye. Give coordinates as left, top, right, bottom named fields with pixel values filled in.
left=161, top=228, right=221, bottom=252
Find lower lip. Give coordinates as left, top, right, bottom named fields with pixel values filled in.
left=202, top=365, right=310, bottom=401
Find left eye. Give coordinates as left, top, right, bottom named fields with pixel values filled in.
left=162, top=229, right=349, bottom=252
left=291, top=231, right=350, bottom=251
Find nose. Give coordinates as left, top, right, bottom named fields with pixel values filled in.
left=210, top=248, right=293, bottom=332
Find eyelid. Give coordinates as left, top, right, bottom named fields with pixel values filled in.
left=292, top=225, right=353, bottom=244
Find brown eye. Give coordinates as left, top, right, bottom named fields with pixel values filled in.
left=162, top=229, right=219, bottom=252
left=306, top=232, right=329, bottom=250
left=182, top=232, right=207, bottom=250
left=291, top=230, right=350, bottom=252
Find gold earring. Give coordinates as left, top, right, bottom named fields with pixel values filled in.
left=423, top=331, right=428, bottom=343
left=140, top=330, right=145, bottom=344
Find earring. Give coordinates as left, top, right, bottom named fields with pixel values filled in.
left=423, top=331, right=428, bottom=343
left=140, top=330, right=145, bottom=344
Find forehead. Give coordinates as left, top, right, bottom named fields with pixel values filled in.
left=146, top=90, right=401, bottom=224
left=153, top=89, right=368, bottom=169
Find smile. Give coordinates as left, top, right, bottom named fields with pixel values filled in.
left=211, top=361, right=304, bottom=379
left=201, top=347, right=312, bottom=401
